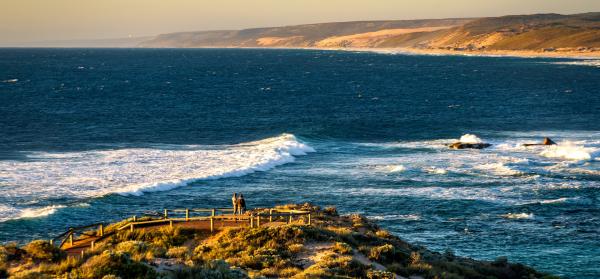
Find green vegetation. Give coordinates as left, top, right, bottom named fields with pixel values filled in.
left=0, top=204, right=556, bottom=278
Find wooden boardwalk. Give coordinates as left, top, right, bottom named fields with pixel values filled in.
left=54, top=208, right=311, bottom=257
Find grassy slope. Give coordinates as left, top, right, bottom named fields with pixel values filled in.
left=0, top=204, right=558, bottom=279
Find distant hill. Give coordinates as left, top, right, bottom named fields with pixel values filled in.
left=139, top=13, right=600, bottom=54
left=137, top=19, right=473, bottom=48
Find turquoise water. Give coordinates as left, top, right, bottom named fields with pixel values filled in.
left=1, top=48, right=599, bottom=277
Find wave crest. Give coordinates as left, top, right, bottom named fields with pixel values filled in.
left=540, top=142, right=598, bottom=161
left=0, top=133, right=315, bottom=222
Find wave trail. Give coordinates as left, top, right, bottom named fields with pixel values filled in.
left=0, top=134, right=315, bottom=203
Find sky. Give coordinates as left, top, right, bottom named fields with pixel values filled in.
left=2, top=0, right=600, bottom=43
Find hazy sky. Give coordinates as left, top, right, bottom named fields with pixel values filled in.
left=2, top=0, right=600, bottom=43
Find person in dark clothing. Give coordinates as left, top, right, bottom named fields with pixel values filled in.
left=237, top=194, right=246, bottom=214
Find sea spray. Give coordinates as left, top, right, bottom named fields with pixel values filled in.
left=0, top=134, right=315, bottom=221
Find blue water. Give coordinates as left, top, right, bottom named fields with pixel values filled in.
left=1, top=48, right=599, bottom=278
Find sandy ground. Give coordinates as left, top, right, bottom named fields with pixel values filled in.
left=313, top=27, right=453, bottom=48
left=249, top=46, right=600, bottom=59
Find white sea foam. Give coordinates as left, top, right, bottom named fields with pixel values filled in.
left=369, top=214, right=421, bottom=221
left=501, top=213, right=534, bottom=220
left=2, top=79, right=18, bottom=83
left=0, top=205, right=66, bottom=222
left=387, top=165, right=407, bottom=173
left=539, top=198, right=569, bottom=204
left=540, top=142, right=598, bottom=161
left=18, top=205, right=66, bottom=219
left=0, top=134, right=314, bottom=221
left=551, top=60, right=600, bottom=68
left=425, top=167, right=448, bottom=175
left=458, top=134, right=483, bottom=144
left=474, top=163, right=522, bottom=176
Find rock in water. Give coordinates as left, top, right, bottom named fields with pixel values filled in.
left=448, top=142, right=492, bottom=149
left=543, top=137, right=556, bottom=145
left=523, top=137, right=557, bottom=147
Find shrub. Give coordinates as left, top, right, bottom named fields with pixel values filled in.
left=332, top=242, right=353, bottom=255
left=287, top=243, right=304, bottom=253
left=8, top=270, right=49, bottom=279
left=323, top=207, right=338, bottom=216
left=409, top=251, right=421, bottom=265
left=375, top=230, right=392, bottom=239
left=37, top=256, right=82, bottom=275
left=367, top=270, right=396, bottom=279
left=173, top=260, right=248, bottom=279
left=23, top=240, right=64, bottom=262
left=166, top=246, right=189, bottom=259
left=72, top=250, right=156, bottom=278
left=369, top=244, right=395, bottom=263
left=407, top=251, right=432, bottom=274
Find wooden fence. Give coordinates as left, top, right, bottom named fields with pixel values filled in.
left=52, top=207, right=312, bottom=250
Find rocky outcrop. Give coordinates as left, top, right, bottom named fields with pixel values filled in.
left=448, top=142, right=492, bottom=149
left=523, top=137, right=557, bottom=147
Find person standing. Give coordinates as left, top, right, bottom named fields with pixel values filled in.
left=238, top=194, right=246, bottom=215
left=232, top=193, right=238, bottom=215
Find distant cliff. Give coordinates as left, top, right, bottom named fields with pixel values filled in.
left=139, top=13, right=600, bottom=54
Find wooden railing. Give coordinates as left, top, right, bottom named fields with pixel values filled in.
left=52, top=207, right=313, bottom=249
left=53, top=223, right=106, bottom=249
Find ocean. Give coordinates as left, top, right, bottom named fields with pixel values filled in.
left=0, top=48, right=599, bottom=278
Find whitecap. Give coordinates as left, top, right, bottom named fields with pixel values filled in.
left=551, top=60, right=600, bottom=68
left=501, top=213, right=534, bottom=219
left=369, top=214, right=421, bottom=221
left=2, top=79, right=18, bottom=83
left=0, top=204, right=66, bottom=222
left=387, top=165, right=407, bottom=173
left=18, top=205, right=66, bottom=219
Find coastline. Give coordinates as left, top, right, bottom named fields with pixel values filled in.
left=226, top=46, right=600, bottom=60
left=0, top=204, right=555, bottom=278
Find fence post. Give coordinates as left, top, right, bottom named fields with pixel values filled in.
left=185, top=209, right=189, bottom=221
left=133, top=215, right=137, bottom=222
left=289, top=213, right=293, bottom=224
left=130, top=224, right=134, bottom=232
left=308, top=213, right=311, bottom=225
left=164, top=209, right=168, bottom=218
left=169, top=220, right=173, bottom=228
left=81, top=250, right=84, bottom=258
left=250, top=214, right=254, bottom=228
left=69, top=232, right=74, bottom=246
left=269, top=209, right=273, bottom=222
left=91, top=240, right=95, bottom=250
left=49, top=239, right=54, bottom=246
left=211, top=208, right=216, bottom=217
left=99, top=224, right=104, bottom=237
left=210, top=217, right=214, bottom=232
left=257, top=214, right=261, bottom=227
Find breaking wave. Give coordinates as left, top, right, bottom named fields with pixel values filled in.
left=0, top=205, right=66, bottom=223
left=539, top=142, right=598, bottom=161
left=0, top=134, right=314, bottom=221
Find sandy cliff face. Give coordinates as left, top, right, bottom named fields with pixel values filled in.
left=138, top=13, right=600, bottom=53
